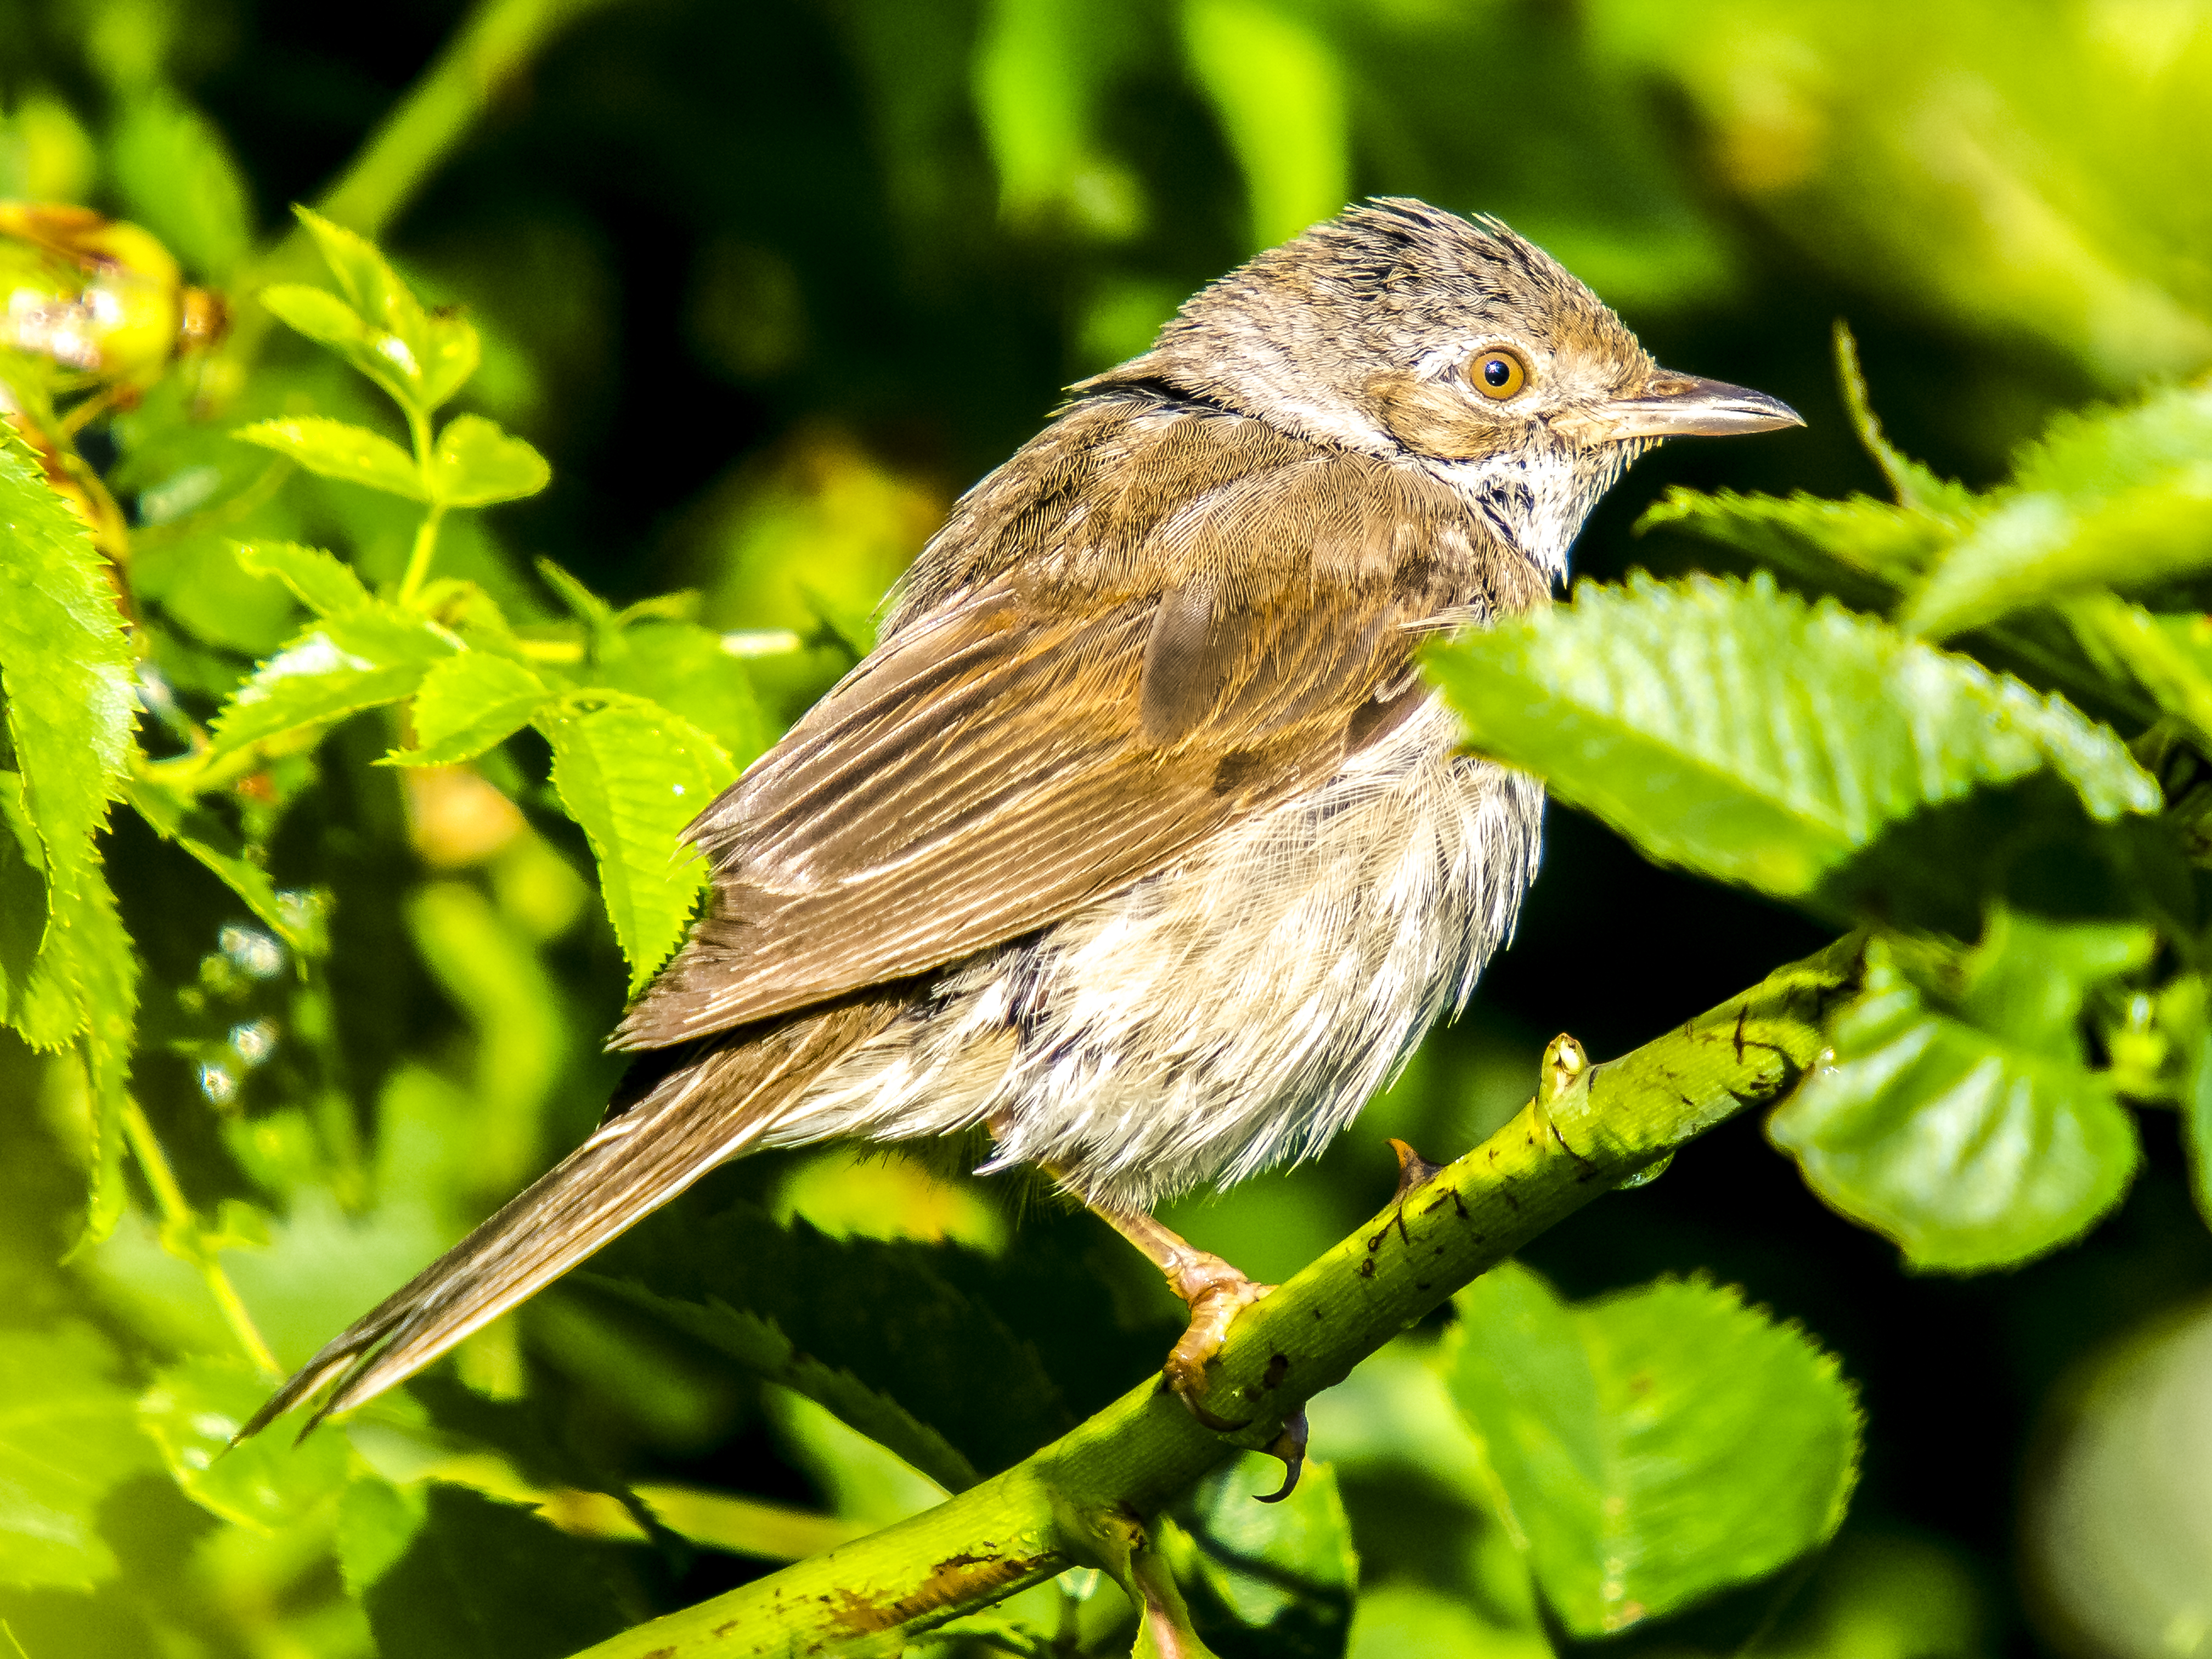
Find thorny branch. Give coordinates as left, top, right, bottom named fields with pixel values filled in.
left=571, top=934, right=1863, bottom=1659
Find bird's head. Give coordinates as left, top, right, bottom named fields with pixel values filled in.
left=1090, top=199, right=1799, bottom=572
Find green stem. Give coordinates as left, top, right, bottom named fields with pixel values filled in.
left=568, top=936, right=1863, bottom=1658
left=399, top=502, right=448, bottom=605
left=216, top=0, right=615, bottom=387
left=119, top=1099, right=281, bottom=1376
left=314, top=0, right=615, bottom=238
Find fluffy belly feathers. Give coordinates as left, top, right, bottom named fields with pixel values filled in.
left=769, top=699, right=1544, bottom=1209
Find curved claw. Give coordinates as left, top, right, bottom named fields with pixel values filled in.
left=1252, top=1407, right=1309, bottom=1503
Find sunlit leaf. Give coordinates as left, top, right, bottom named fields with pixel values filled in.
left=1909, top=478, right=2212, bottom=640
left=258, top=283, right=374, bottom=354
left=1906, top=385, right=2212, bottom=637
left=1638, top=487, right=1955, bottom=593
left=235, top=416, right=425, bottom=500
left=1182, top=0, right=1346, bottom=250
left=538, top=691, right=732, bottom=991
left=335, top=1474, right=427, bottom=1599
left=1347, top=1582, right=1549, bottom=1659
left=594, top=620, right=770, bottom=770
left=390, top=652, right=550, bottom=766
left=1441, top=1263, right=1860, bottom=1637
left=972, top=0, right=1143, bottom=236
left=1178, top=1455, right=1358, bottom=1652
left=230, top=539, right=373, bottom=618
left=139, top=1355, right=350, bottom=1532
left=427, top=414, right=549, bottom=509
left=0, top=765, right=136, bottom=1240
left=1770, top=921, right=2147, bottom=1271
left=0, top=771, right=80, bottom=1048
left=59, top=859, right=136, bottom=1248
left=0, top=433, right=134, bottom=905
left=208, top=605, right=459, bottom=760
left=1423, top=572, right=2158, bottom=902
left=2064, top=596, right=2212, bottom=749
left=108, top=91, right=253, bottom=279
left=0, top=1323, right=158, bottom=1588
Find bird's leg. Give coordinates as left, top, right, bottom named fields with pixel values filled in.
left=1088, top=1203, right=1271, bottom=1430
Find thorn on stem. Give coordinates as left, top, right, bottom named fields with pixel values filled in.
left=1254, top=1408, right=1308, bottom=1504
left=1388, top=1138, right=1444, bottom=1201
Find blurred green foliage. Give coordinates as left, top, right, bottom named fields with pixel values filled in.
left=0, top=0, right=2209, bottom=1656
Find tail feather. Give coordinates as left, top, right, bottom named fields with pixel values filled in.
left=241, top=998, right=894, bottom=1440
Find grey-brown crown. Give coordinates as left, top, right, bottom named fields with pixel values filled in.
left=1087, top=199, right=1660, bottom=461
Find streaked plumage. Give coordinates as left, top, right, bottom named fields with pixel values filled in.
left=247, top=199, right=1799, bottom=1437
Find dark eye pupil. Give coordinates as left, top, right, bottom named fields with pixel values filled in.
left=1482, top=357, right=1512, bottom=387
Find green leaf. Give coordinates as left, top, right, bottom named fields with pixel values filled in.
left=289, top=206, right=478, bottom=415
left=0, top=1323, right=159, bottom=1588
left=427, top=414, right=550, bottom=509
left=1638, top=487, right=1955, bottom=593
left=2178, top=982, right=2212, bottom=1233
left=583, top=1200, right=1164, bottom=1485
left=0, top=768, right=136, bottom=1240
left=1181, top=0, right=1346, bottom=249
left=538, top=692, right=733, bottom=991
left=1908, top=479, right=2212, bottom=640
left=2064, top=596, right=2212, bottom=748
left=230, top=539, right=373, bottom=618
left=139, top=1355, right=351, bottom=1532
left=1347, top=1582, right=1547, bottom=1659
left=257, top=283, right=374, bottom=354
left=124, top=780, right=323, bottom=957
left=235, top=417, right=424, bottom=501
left=109, top=91, right=253, bottom=279
left=1906, top=383, right=2212, bottom=637
left=356, top=1484, right=631, bottom=1659
left=335, top=1475, right=427, bottom=1600
left=60, top=860, right=137, bottom=1249
left=389, top=652, right=550, bottom=766
left=1423, top=572, right=2159, bottom=902
left=594, top=620, right=771, bottom=769
left=1831, top=321, right=1978, bottom=517
left=1178, top=1455, right=1358, bottom=1651
left=208, top=605, right=459, bottom=760
left=1770, top=922, right=2147, bottom=1271
left=0, top=771, right=81, bottom=1048
left=586, top=1279, right=980, bottom=1494
left=1440, top=1262, right=1860, bottom=1638
left=0, top=434, right=134, bottom=905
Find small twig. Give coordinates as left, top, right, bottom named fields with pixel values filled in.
left=118, top=1099, right=280, bottom=1376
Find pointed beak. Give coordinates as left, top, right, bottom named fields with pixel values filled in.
left=1550, top=371, right=1804, bottom=445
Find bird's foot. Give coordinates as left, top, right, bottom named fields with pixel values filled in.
left=1160, top=1248, right=1272, bottom=1425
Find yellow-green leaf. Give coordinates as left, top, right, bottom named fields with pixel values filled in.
left=427, top=414, right=549, bottom=509
left=235, top=416, right=424, bottom=501
left=538, top=691, right=734, bottom=992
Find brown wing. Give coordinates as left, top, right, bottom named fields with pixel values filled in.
left=614, top=401, right=1543, bottom=1049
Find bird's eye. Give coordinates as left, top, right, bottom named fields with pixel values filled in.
left=1470, top=349, right=1527, bottom=400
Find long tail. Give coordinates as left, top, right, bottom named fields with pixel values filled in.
left=241, top=997, right=894, bottom=1439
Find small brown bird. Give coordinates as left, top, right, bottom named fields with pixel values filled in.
left=246, top=199, right=1798, bottom=1447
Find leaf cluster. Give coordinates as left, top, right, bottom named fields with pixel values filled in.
left=1428, top=329, right=2212, bottom=1277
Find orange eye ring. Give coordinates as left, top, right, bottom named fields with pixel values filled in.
left=1470, top=349, right=1527, bottom=400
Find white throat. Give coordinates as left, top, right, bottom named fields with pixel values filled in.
left=1424, top=445, right=1630, bottom=582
